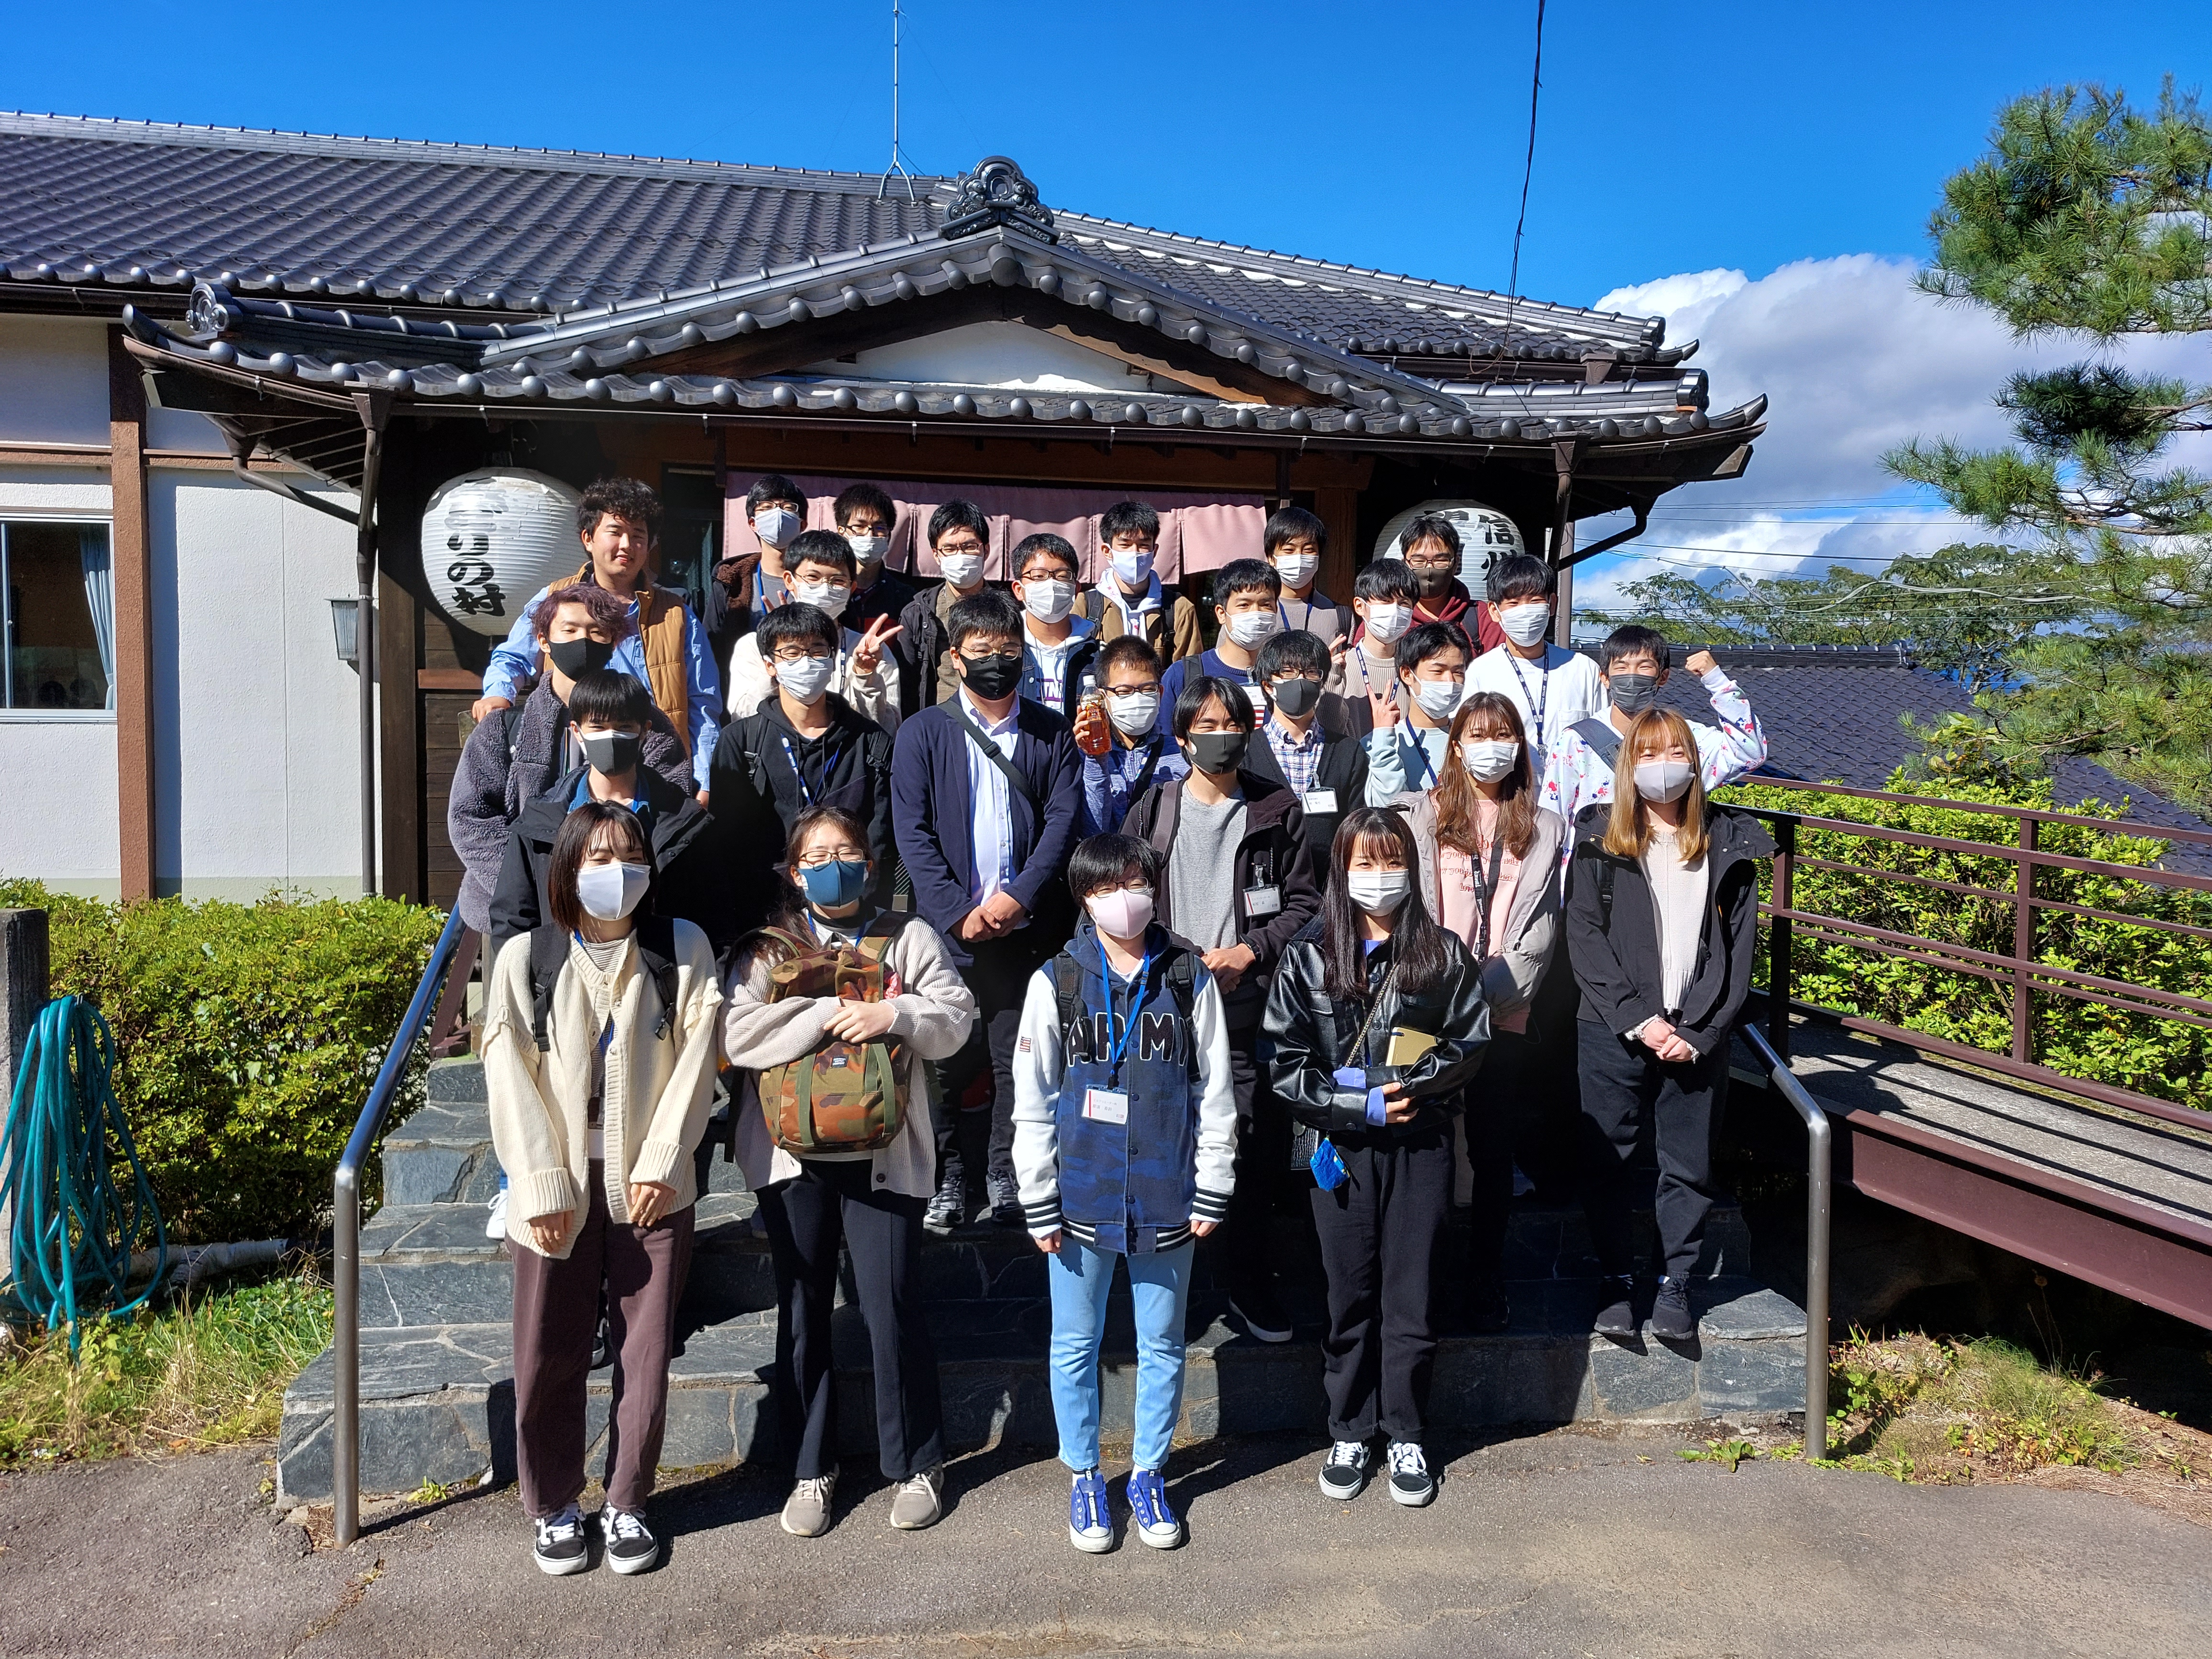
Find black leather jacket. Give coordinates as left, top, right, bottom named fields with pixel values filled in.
left=1261, top=918, right=1490, bottom=1140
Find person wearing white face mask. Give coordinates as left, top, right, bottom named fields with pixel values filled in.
left=1361, top=623, right=1469, bottom=805
left=1153, top=558, right=1284, bottom=735
left=1565, top=707, right=1774, bottom=1347
left=726, top=531, right=901, bottom=733
left=896, top=499, right=996, bottom=709
left=1339, top=559, right=1421, bottom=734
left=1076, top=499, right=1203, bottom=665
left=832, top=481, right=919, bottom=655
left=709, top=603, right=899, bottom=934
left=1464, top=554, right=1606, bottom=780
left=1012, top=834, right=1236, bottom=1552
left=1076, top=636, right=1188, bottom=834
left=1008, top=531, right=1100, bottom=717
left=1386, top=693, right=1568, bottom=1335
left=1264, top=507, right=1352, bottom=681
left=1263, top=805, right=1488, bottom=1510
left=482, top=799, right=723, bottom=1578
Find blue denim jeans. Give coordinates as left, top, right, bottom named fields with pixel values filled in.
left=1046, top=1236, right=1194, bottom=1473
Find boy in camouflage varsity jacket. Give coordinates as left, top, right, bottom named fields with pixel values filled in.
left=1011, top=835, right=1237, bottom=1552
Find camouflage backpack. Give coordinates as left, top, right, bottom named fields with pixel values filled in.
left=753, top=915, right=912, bottom=1154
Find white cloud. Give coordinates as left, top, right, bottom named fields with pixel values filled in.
left=1571, top=254, right=2212, bottom=615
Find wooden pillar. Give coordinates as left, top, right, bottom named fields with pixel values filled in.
left=377, top=571, right=420, bottom=902
left=0, top=907, right=48, bottom=1243
left=1315, top=486, right=1360, bottom=608
left=106, top=330, right=155, bottom=900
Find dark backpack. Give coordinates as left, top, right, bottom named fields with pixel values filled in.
left=1051, top=945, right=1201, bottom=1080
left=1571, top=716, right=1622, bottom=772
left=527, top=915, right=682, bottom=1051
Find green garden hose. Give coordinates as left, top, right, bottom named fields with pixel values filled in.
left=1, top=995, right=166, bottom=1350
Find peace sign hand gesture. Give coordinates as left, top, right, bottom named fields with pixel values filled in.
left=851, top=613, right=904, bottom=677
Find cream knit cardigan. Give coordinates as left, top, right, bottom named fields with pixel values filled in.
left=482, top=920, right=724, bottom=1258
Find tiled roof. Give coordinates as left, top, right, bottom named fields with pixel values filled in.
left=0, top=112, right=1680, bottom=364
left=1621, top=644, right=2212, bottom=863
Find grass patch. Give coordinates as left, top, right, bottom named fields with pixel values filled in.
left=0, top=1267, right=332, bottom=1466
left=1809, top=1332, right=2164, bottom=1482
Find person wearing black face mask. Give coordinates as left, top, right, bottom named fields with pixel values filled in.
left=1123, top=675, right=1322, bottom=1345
left=890, top=590, right=1085, bottom=1234
left=488, top=670, right=732, bottom=958
left=1245, top=630, right=1368, bottom=867
left=448, top=583, right=693, bottom=939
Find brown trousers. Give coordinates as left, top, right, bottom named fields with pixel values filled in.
left=511, top=1164, right=695, bottom=1517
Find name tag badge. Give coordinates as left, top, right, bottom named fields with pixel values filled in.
left=1302, top=788, right=1338, bottom=816
left=1241, top=681, right=1266, bottom=710
left=1244, top=883, right=1283, bottom=918
left=1083, top=1087, right=1129, bottom=1125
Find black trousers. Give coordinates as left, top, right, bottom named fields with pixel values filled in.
left=1308, top=1125, right=1453, bottom=1443
left=1460, top=1026, right=1544, bottom=1286
left=1215, top=1022, right=1294, bottom=1297
left=757, top=1159, right=945, bottom=1482
left=1519, top=955, right=1583, bottom=1202
left=1575, top=1021, right=1730, bottom=1281
left=929, top=936, right=1038, bottom=1191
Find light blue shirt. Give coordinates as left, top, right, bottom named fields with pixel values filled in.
left=960, top=690, right=1022, bottom=909
left=481, top=581, right=725, bottom=789
left=1364, top=720, right=1450, bottom=805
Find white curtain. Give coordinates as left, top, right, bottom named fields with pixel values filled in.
left=79, top=526, right=116, bottom=711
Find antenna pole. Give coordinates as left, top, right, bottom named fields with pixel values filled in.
left=878, top=0, right=917, bottom=201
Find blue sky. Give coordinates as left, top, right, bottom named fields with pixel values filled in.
left=7, top=2, right=2207, bottom=604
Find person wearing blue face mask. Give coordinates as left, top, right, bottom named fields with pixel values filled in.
left=724, top=806, right=978, bottom=1538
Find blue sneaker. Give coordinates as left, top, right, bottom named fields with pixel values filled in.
left=1126, top=1467, right=1182, bottom=1549
left=1068, top=1467, right=1113, bottom=1553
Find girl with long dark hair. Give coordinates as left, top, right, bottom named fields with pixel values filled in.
left=482, top=800, right=723, bottom=1577
left=1262, top=805, right=1488, bottom=1509
left=1392, top=693, right=1567, bottom=1331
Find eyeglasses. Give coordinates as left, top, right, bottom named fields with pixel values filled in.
left=771, top=647, right=833, bottom=664
left=796, top=848, right=867, bottom=867
left=1404, top=556, right=1456, bottom=572
left=1105, top=683, right=1161, bottom=698
left=936, top=538, right=986, bottom=556
left=959, top=648, right=1023, bottom=665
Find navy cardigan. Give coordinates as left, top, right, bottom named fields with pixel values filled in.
left=890, top=697, right=1084, bottom=966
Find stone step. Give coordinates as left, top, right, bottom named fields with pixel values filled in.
left=379, top=1060, right=498, bottom=1207
left=353, top=1191, right=1757, bottom=1330
left=277, top=1277, right=1806, bottom=1500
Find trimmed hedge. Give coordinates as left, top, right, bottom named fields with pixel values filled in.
left=1715, top=775, right=2212, bottom=1112
left=0, top=882, right=444, bottom=1242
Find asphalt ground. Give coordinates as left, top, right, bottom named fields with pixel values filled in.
left=0, top=1426, right=2204, bottom=1658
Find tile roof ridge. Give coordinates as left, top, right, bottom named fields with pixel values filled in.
left=0, top=110, right=958, bottom=196
left=1055, top=210, right=1666, bottom=343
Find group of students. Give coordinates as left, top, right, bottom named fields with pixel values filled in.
left=446, top=473, right=1773, bottom=1575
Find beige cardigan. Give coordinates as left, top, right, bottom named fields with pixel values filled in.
left=1392, top=790, right=1565, bottom=1020
left=722, top=913, right=977, bottom=1199
left=482, top=920, right=724, bottom=1257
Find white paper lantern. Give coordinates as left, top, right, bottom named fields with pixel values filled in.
left=423, top=469, right=585, bottom=635
left=1373, top=500, right=1526, bottom=588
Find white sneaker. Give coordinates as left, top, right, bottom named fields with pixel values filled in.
left=1386, top=1440, right=1436, bottom=1507
left=485, top=1184, right=508, bottom=1240
left=781, top=1473, right=837, bottom=1537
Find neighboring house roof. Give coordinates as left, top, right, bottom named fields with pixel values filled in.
left=0, top=112, right=1684, bottom=366
left=1620, top=643, right=2212, bottom=863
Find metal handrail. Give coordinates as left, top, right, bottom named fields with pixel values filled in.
left=1741, top=1019, right=1832, bottom=1459
left=332, top=905, right=468, bottom=1547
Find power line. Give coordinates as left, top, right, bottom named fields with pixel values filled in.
left=1500, top=0, right=1545, bottom=354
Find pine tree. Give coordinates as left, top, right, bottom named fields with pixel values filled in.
left=1883, top=80, right=2212, bottom=811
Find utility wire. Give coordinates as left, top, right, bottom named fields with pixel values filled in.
left=1498, top=0, right=1546, bottom=358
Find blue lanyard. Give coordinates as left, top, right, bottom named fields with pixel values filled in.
left=777, top=731, right=843, bottom=806
left=1095, top=934, right=1153, bottom=1087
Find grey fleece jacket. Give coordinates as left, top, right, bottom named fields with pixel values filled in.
left=446, top=676, right=690, bottom=933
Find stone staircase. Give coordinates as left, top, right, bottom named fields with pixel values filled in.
left=278, top=1058, right=1808, bottom=1500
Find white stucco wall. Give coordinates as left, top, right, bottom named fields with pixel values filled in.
left=803, top=320, right=1197, bottom=394
left=0, top=310, right=369, bottom=898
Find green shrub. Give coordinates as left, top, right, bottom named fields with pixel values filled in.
left=0, top=882, right=444, bottom=1242
left=1716, top=774, right=2212, bottom=1110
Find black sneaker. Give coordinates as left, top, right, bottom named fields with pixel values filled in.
left=602, top=1506, right=659, bottom=1574
left=1650, top=1275, right=1696, bottom=1342
left=988, top=1174, right=1025, bottom=1228
left=1386, top=1440, right=1437, bottom=1507
left=532, top=1502, right=589, bottom=1575
left=1593, top=1275, right=1637, bottom=1339
left=924, top=1169, right=966, bottom=1235
left=589, top=1310, right=612, bottom=1372
left=1229, top=1282, right=1294, bottom=1344
left=1318, top=1439, right=1371, bottom=1501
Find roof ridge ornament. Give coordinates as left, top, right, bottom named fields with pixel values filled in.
left=182, top=279, right=240, bottom=343
left=943, top=156, right=1056, bottom=243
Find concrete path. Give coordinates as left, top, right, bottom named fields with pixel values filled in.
left=1, top=1428, right=2203, bottom=1658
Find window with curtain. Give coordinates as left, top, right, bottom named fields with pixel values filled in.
left=0, top=520, right=113, bottom=711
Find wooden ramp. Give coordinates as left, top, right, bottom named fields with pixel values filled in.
left=1779, top=1016, right=2212, bottom=1329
